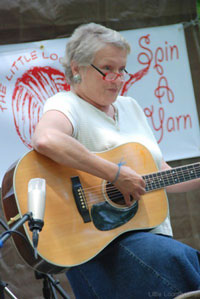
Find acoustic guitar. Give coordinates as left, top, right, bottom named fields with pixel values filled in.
left=1, top=142, right=200, bottom=274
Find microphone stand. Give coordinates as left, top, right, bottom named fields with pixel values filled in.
left=35, top=271, right=70, bottom=299
left=0, top=213, right=31, bottom=247
left=0, top=213, right=69, bottom=299
left=0, top=218, right=19, bottom=299
left=0, top=277, right=18, bottom=299
left=0, top=218, right=9, bottom=230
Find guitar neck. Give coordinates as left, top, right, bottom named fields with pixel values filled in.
left=143, top=162, right=200, bottom=192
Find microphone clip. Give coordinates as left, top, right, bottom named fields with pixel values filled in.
left=28, top=218, right=44, bottom=232
left=28, top=217, right=44, bottom=260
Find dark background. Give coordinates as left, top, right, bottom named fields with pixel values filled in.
left=0, top=0, right=200, bottom=298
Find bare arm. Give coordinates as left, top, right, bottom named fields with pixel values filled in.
left=161, top=160, right=200, bottom=193
left=32, top=111, right=119, bottom=180
left=32, top=110, right=146, bottom=205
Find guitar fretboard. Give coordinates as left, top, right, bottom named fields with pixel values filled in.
left=143, top=163, right=200, bottom=192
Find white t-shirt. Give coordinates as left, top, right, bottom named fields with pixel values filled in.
left=43, top=91, right=173, bottom=236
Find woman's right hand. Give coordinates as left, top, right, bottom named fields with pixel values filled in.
left=113, top=165, right=146, bottom=206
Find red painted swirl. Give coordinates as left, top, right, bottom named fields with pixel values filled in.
left=12, top=66, right=70, bottom=148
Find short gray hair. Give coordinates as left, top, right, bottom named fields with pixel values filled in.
left=61, top=23, right=131, bottom=84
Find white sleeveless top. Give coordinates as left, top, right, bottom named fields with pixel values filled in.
left=43, top=91, right=173, bottom=236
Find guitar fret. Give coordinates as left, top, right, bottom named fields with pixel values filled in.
left=155, top=173, right=167, bottom=188
left=145, top=172, right=167, bottom=191
left=173, top=168, right=183, bottom=183
left=145, top=174, right=161, bottom=191
left=143, top=163, right=200, bottom=192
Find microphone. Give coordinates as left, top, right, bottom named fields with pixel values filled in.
left=28, top=178, right=46, bottom=259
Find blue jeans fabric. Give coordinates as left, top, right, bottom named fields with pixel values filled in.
left=66, top=232, right=200, bottom=299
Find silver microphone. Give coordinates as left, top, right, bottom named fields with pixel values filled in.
left=28, top=178, right=46, bottom=259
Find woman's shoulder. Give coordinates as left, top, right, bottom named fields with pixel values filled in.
left=46, top=90, right=78, bottom=102
left=43, top=91, right=81, bottom=115
left=44, top=91, right=80, bottom=108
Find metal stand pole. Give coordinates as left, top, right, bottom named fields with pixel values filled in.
left=0, top=213, right=31, bottom=248
left=0, top=218, right=19, bottom=299
left=0, top=215, right=70, bottom=299
left=0, top=278, right=18, bottom=299
left=0, top=218, right=9, bottom=230
left=35, top=271, right=69, bottom=299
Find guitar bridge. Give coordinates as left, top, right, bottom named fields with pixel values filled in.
left=71, top=176, right=91, bottom=223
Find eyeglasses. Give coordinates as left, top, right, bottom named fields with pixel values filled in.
left=90, top=64, right=129, bottom=82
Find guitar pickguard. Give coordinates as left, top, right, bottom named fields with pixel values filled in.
left=91, top=201, right=138, bottom=231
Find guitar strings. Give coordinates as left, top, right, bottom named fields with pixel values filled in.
left=83, top=178, right=200, bottom=208
left=79, top=167, right=200, bottom=207
left=81, top=168, right=200, bottom=197
left=81, top=167, right=200, bottom=195
left=83, top=170, right=200, bottom=196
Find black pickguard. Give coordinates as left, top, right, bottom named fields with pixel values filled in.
left=91, top=201, right=138, bottom=231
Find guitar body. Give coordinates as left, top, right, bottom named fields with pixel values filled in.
left=1, top=142, right=168, bottom=274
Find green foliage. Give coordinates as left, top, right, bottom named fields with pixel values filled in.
left=197, top=0, right=200, bottom=18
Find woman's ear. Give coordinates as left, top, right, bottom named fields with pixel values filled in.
left=71, top=60, right=79, bottom=76
left=71, top=60, right=82, bottom=84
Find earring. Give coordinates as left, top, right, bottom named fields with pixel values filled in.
left=73, top=74, right=81, bottom=84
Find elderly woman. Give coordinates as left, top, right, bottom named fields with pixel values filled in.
left=32, top=23, right=200, bottom=298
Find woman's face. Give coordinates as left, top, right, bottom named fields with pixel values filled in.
left=73, top=44, right=128, bottom=111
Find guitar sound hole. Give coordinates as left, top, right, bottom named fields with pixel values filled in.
left=106, top=182, right=134, bottom=206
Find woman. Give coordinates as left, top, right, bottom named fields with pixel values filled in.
left=32, top=23, right=200, bottom=298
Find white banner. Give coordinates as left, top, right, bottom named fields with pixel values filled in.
left=0, top=24, right=200, bottom=184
